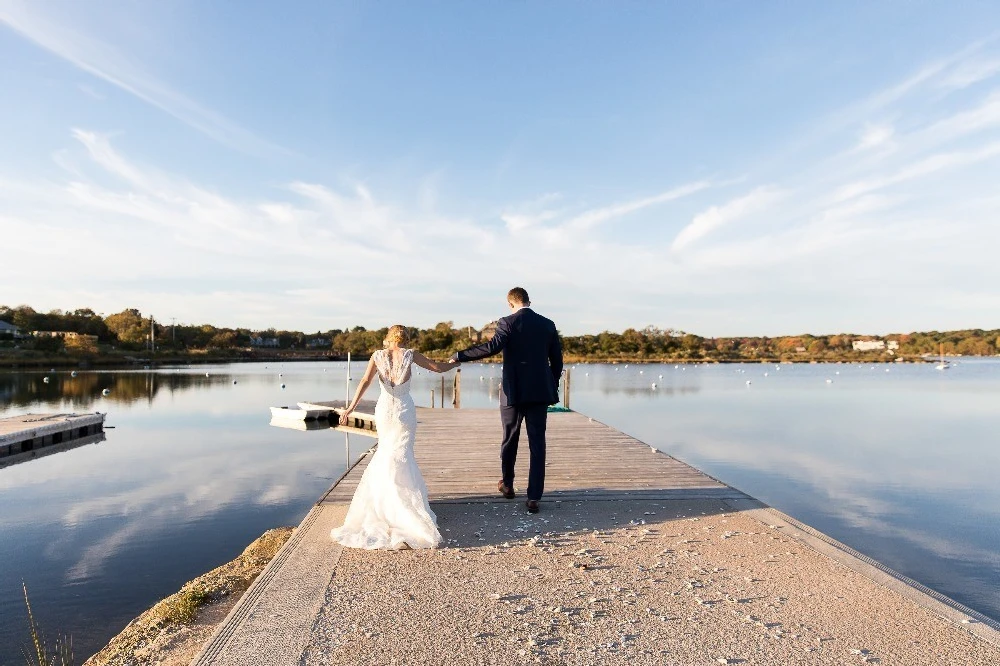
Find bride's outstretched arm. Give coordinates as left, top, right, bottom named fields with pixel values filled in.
left=411, top=351, right=456, bottom=373
left=340, top=358, right=377, bottom=424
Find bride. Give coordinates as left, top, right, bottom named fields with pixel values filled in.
left=331, top=325, right=456, bottom=550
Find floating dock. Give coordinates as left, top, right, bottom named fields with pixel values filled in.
left=193, top=409, right=1000, bottom=666
left=0, top=413, right=106, bottom=467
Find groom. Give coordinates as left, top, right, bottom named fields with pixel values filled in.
left=451, top=287, right=563, bottom=513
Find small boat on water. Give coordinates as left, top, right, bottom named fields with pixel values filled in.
left=269, top=406, right=329, bottom=421
left=268, top=417, right=331, bottom=431
left=266, top=401, right=378, bottom=436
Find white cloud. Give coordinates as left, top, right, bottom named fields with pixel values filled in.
left=834, top=141, right=1000, bottom=203
left=0, top=1, right=284, bottom=155
left=671, top=186, right=785, bottom=253
left=501, top=209, right=560, bottom=233
left=939, top=57, right=1000, bottom=90
left=565, top=181, right=711, bottom=232
left=4, top=32, right=1000, bottom=336
left=856, top=124, right=895, bottom=151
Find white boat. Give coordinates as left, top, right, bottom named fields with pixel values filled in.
left=269, top=406, right=329, bottom=421
left=268, top=417, right=331, bottom=431
left=296, top=401, right=336, bottom=418
left=298, top=401, right=378, bottom=436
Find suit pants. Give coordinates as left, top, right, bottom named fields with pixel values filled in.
left=500, top=402, right=548, bottom=501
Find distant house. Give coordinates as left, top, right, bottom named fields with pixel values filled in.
left=852, top=340, right=886, bottom=351
left=305, top=338, right=330, bottom=349
left=886, top=340, right=899, bottom=350
left=0, top=320, right=24, bottom=338
left=32, top=331, right=97, bottom=342
left=250, top=335, right=279, bottom=348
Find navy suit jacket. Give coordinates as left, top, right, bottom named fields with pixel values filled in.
left=455, top=308, right=563, bottom=407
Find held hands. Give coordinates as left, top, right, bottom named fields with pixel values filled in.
left=339, top=410, right=352, bottom=426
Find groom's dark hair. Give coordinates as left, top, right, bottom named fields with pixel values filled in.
left=507, top=287, right=530, bottom=305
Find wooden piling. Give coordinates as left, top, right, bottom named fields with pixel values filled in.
left=562, top=368, right=571, bottom=409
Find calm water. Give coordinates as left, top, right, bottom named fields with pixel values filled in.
left=1, top=359, right=998, bottom=662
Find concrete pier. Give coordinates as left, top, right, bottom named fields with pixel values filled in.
left=0, top=412, right=106, bottom=467
left=192, top=409, right=1000, bottom=665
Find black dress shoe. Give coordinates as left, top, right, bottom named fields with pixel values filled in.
left=498, top=479, right=515, bottom=499
left=526, top=500, right=540, bottom=514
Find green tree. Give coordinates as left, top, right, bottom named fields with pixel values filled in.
left=104, top=309, right=150, bottom=347
left=12, top=305, right=40, bottom=331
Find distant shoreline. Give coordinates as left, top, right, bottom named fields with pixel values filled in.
left=0, top=349, right=981, bottom=370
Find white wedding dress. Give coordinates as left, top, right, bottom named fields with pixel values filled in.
left=330, top=348, right=442, bottom=549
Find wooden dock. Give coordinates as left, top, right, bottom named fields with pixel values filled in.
left=0, top=412, right=106, bottom=466
left=192, top=408, right=1000, bottom=666
left=321, top=409, right=744, bottom=504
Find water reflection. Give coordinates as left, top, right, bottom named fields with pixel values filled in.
left=0, top=360, right=998, bottom=664
left=0, top=370, right=225, bottom=408
left=565, top=360, right=1000, bottom=623
left=0, top=363, right=369, bottom=663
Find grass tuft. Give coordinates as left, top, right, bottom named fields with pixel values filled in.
left=153, top=585, right=210, bottom=624
left=22, top=582, right=74, bottom=666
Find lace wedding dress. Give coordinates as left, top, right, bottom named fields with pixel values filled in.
left=330, top=348, right=442, bottom=549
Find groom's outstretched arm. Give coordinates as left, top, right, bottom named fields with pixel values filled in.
left=452, top=318, right=510, bottom=363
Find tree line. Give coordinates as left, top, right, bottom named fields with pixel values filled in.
left=1, top=304, right=998, bottom=361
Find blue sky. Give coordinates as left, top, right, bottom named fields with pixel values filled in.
left=2, top=1, right=1000, bottom=336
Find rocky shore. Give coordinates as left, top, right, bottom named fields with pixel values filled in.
left=84, top=527, right=293, bottom=666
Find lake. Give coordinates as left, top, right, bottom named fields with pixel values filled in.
left=1, top=359, right=998, bottom=663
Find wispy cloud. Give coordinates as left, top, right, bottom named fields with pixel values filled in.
left=0, top=1, right=285, bottom=155
left=671, top=186, right=785, bottom=253
left=564, top=181, right=712, bottom=232
left=3, top=29, right=1000, bottom=336
left=855, top=124, right=895, bottom=152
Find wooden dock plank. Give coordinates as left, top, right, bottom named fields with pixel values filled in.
left=320, top=408, right=739, bottom=504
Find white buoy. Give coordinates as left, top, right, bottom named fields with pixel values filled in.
left=651, top=383, right=657, bottom=389
left=43, top=377, right=50, bottom=383
left=101, top=388, right=111, bottom=396
left=279, top=373, right=283, bottom=377
left=280, top=383, right=286, bottom=389
left=585, top=372, right=589, bottom=376
left=205, top=372, right=210, bottom=377
left=639, top=370, right=644, bottom=374
left=826, top=379, right=833, bottom=384
left=746, top=380, right=752, bottom=386
left=233, top=380, right=238, bottom=385
left=71, top=371, right=78, bottom=377
left=764, top=372, right=769, bottom=377
left=50, top=368, right=55, bottom=372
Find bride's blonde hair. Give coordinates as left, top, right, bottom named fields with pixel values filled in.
left=383, top=324, right=409, bottom=348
